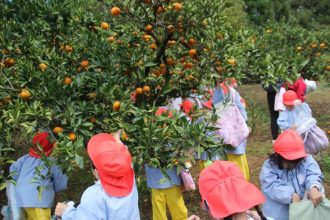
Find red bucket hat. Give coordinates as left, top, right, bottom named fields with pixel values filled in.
left=87, top=133, right=134, bottom=197
left=283, top=90, right=298, bottom=106
left=29, top=132, right=55, bottom=158
left=274, top=130, right=307, bottom=160
left=180, top=100, right=194, bottom=115
left=199, top=161, right=265, bottom=218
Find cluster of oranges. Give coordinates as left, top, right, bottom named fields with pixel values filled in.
left=53, top=127, right=77, bottom=141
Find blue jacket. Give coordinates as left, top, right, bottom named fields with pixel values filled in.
left=277, top=103, right=311, bottom=131
left=144, top=165, right=181, bottom=189
left=260, top=155, right=324, bottom=220
left=62, top=181, right=140, bottom=220
left=10, top=154, right=67, bottom=208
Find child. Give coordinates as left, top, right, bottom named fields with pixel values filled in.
left=277, top=90, right=309, bottom=131
left=260, top=130, right=324, bottom=220
left=10, top=132, right=67, bottom=220
left=55, top=133, right=140, bottom=219
left=214, top=79, right=250, bottom=180
left=144, top=107, right=188, bottom=220
left=197, top=160, right=265, bottom=219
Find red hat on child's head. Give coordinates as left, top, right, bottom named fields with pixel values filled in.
left=29, top=132, right=55, bottom=158
left=199, top=161, right=265, bottom=218
left=180, top=100, right=194, bottom=115
left=87, top=133, right=134, bottom=197
left=283, top=90, right=298, bottom=106
left=274, top=130, right=307, bottom=160
left=203, top=99, right=213, bottom=110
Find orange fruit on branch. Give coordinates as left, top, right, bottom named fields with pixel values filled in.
left=113, top=101, right=121, bottom=111
left=121, top=131, right=129, bottom=141
left=101, top=22, right=109, bottom=30
left=145, top=24, right=153, bottom=32
left=64, top=77, right=73, bottom=85
left=188, top=38, right=196, bottom=46
left=19, top=89, right=31, bottom=100
left=80, top=60, right=89, bottom=68
left=168, top=40, right=176, bottom=46
left=166, top=58, right=175, bottom=66
left=320, top=43, right=326, bottom=49
left=150, top=43, right=157, bottom=50
left=143, top=34, right=152, bottom=42
left=167, top=25, right=175, bottom=33
left=227, top=58, right=236, bottom=65
left=111, top=7, right=121, bottom=16
left=39, top=63, right=48, bottom=72
left=4, top=58, right=16, bottom=67
left=107, top=36, right=116, bottom=42
left=68, top=132, right=77, bottom=141
left=184, top=62, right=193, bottom=69
left=159, top=63, right=166, bottom=69
left=136, top=87, right=143, bottom=95
left=53, top=126, right=64, bottom=135
left=173, top=3, right=183, bottom=11
left=64, top=45, right=73, bottom=52
left=189, top=49, right=197, bottom=57
left=157, top=6, right=164, bottom=13
left=143, top=86, right=151, bottom=93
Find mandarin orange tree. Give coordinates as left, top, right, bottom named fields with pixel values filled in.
left=0, top=0, right=232, bottom=187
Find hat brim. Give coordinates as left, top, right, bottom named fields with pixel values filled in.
left=278, top=150, right=307, bottom=160
left=99, top=167, right=134, bottom=197
left=204, top=179, right=265, bottom=218
left=283, top=100, right=295, bottom=105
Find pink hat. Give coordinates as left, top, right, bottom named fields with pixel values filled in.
left=199, top=161, right=265, bottom=218
left=87, top=133, right=134, bottom=197
left=274, top=130, right=307, bottom=160
left=283, top=90, right=298, bottom=106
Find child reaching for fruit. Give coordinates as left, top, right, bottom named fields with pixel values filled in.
left=55, top=133, right=140, bottom=219
left=9, top=132, right=67, bottom=220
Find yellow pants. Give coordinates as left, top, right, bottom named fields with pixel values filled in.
left=226, top=153, right=250, bottom=181
left=151, top=186, right=188, bottom=220
left=24, top=208, right=51, bottom=220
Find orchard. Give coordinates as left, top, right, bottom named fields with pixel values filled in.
left=0, top=0, right=330, bottom=217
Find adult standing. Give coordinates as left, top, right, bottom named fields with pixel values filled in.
left=263, top=82, right=282, bottom=142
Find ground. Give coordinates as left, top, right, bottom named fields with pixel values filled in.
left=1, top=83, right=330, bottom=219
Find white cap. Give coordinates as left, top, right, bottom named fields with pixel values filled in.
left=305, top=79, right=317, bottom=94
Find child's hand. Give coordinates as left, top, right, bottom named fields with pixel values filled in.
left=292, top=193, right=301, bottom=203
left=55, top=202, right=69, bottom=217
left=309, top=187, right=323, bottom=207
